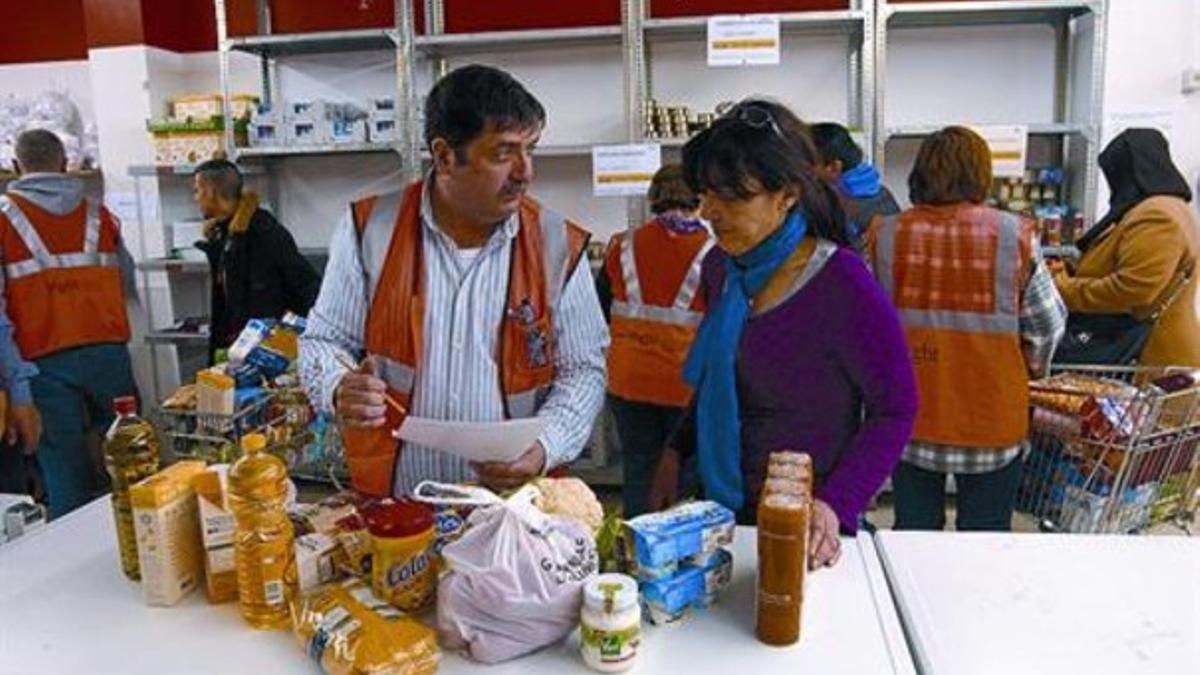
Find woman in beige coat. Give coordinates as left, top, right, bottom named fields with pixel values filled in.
left=1055, top=128, right=1199, bottom=367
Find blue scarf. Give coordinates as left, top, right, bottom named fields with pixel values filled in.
left=682, top=210, right=808, bottom=511
left=840, top=162, right=883, bottom=199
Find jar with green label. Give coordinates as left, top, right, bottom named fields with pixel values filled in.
left=580, top=573, right=641, bottom=672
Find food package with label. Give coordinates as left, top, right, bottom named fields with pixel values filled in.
left=622, top=501, right=735, bottom=581
left=639, top=548, right=733, bottom=625
left=290, top=493, right=360, bottom=537
left=196, top=367, right=236, bottom=416
left=291, top=578, right=440, bottom=675
left=228, top=318, right=273, bottom=366
left=130, top=461, right=208, bottom=607
left=193, top=465, right=238, bottom=603
left=293, top=532, right=341, bottom=594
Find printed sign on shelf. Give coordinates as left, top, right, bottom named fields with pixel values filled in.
left=707, top=15, right=781, bottom=67
left=970, top=125, right=1029, bottom=179
left=592, top=143, right=662, bottom=197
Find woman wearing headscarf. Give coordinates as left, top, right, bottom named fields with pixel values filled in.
left=647, top=99, right=918, bottom=568
left=1055, top=128, right=1199, bottom=367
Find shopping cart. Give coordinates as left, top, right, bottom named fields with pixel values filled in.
left=154, top=387, right=349, bottom=485
left=1017, top=365, right=1200, bottom=534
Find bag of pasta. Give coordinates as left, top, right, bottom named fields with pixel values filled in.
left=290, top=578, right=439, bottom=675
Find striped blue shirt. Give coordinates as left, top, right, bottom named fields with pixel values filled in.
left=299, top=180, right=609, bottom=496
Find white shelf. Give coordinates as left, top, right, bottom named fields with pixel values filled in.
left=136, top=258, right=209, bottom=274
left=645, top=10, right=866, bottom=38
left=236, top=143, right=400, bottom=159
left=415, top=25, right=622, bottom=54
left=885, top=122, right=1088, bottom=139
left=128, top=164, right=265, bottom=177
left=225, top=28, right=396, bottom=57
left=146, top=331, right=209, bottom=345
left=882, top=0, right=1097, bottom=28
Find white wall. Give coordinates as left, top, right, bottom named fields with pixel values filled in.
left=0, top=59, right=94, bottom=122
left=1098, top=0, right=1200, bottom=212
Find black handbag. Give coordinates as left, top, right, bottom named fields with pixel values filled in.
left=1055, top=267, right=1192, bottom=366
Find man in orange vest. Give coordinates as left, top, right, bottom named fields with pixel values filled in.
left=866, top=126, right=1065, bottom=531
left=299, top=65, right=608, bottom=497
left=0, top=129, right=138, bottom=518
left=597, top=164, right=712, bottom=516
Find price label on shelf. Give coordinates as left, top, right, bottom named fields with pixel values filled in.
left=707, top=15, right=781, bottom=67
left=970, top=124, right=1029, bottom=178
left=592, top=143, right=662, bottom=197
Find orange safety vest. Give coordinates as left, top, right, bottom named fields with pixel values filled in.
left=342, top=181, right=590, bottom=496
left=870, top=205, right=1034, bottom=448
left=0, top=193, right=130, bottom=360
left=605, top=219, right=713, bottom=407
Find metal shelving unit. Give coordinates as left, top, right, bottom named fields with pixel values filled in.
left=213, top=0, right=413, bottom=169
left=874, top=0, right=1107, bottom=221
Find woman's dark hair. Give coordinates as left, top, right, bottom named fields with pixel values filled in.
left=908, top=126, right=992, bottom=205
left=647, top=164, right=700, bottom=215
left=810, top=122, right=864, bottom=170
left=681, top=99, right=849, bottom=246
left=423, top=64, right=546, bottom=159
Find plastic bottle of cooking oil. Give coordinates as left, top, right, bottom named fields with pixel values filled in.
left=228, top=433, right=294, bottom=629
left=103, top=395, right=160, bottom=581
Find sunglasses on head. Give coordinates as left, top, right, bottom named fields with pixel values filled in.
left=716, top=102, right=785, bottom=141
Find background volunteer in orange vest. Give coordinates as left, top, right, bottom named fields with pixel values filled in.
left=299, top=65, right=608, bottom=496
left=596, top=164, right=712, bottom=516
left=0, top=129, right=138, bottom=519
left=866, top=126, right=1066, bottom=532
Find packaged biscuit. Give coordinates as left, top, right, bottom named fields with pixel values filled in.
left=623, top=501, right=735, bottom=579
left=130, top=461, right=208, bottom=607
left=193, top=465, right=238, bottom=603
left=291, top=578, right=439, bottom=675
left=640, top=548, right=733, bottom=625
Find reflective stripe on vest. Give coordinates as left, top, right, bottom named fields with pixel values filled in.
left=876, top=212, right=1021, bottom=333
left=0, top=197, right=118, bottom=280
left=611, top=231, right=713, bottom=327
left=358, top=191, right=405, bottom=306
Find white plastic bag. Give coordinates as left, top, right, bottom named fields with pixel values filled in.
left=414, top=482, right=598, bottom=664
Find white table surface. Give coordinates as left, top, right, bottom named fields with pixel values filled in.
left=876, top=531, right=1200, bottom=675
left=0, top=497, right=914, bottom=674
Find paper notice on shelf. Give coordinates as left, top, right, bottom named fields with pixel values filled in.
left=393, top=416, right=546, bottom=464
left=970, top=124, right=1028, bottom=178
left=592, top=143, right=661, bottom=197
left=707, top=15, right=781, bottom=67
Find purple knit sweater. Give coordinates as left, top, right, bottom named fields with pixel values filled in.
left=673, top=243, right=919, bottom=532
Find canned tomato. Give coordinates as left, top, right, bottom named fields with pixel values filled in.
left=363, top=498, right=436, bottom=612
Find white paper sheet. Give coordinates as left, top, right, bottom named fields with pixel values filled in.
left=392, top=416, right=546, bottom=464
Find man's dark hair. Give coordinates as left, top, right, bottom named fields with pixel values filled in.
left=194, top=159, right=244, bottom=201
left=14, top=129, right=66, bottom=174
left=423, top=64, right=546, bottom=160
left=810, top=122, right=864, bottom=171
left=682, top=99, right=850, bottom=246
left=648, top=164, right=700, bottom=215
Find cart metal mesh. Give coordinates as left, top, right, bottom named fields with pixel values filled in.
left=154, top=388, right=348, bottom=485
left=1017, top=365, right=1200, bottom=534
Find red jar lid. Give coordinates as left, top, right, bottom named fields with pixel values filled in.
left=361, top=498, right=434, bottom=539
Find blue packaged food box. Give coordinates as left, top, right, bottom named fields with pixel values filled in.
left=624, top=500, right=735, bottom=571
left=641, top=548, right=733, bottom=624
left=246, top=345, right=291, bottom=379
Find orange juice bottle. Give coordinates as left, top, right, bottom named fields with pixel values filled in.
left=102, top=396, right=161, bottom=581
left=228, top=433, right=294, bottom=629
left=756, top=493, right=810, bottom=646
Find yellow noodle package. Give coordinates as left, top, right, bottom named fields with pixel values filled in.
left=291, top=578, right=439, bottom=675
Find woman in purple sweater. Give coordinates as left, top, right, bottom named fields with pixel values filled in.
left=649, top=100, right=918, bottom=568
